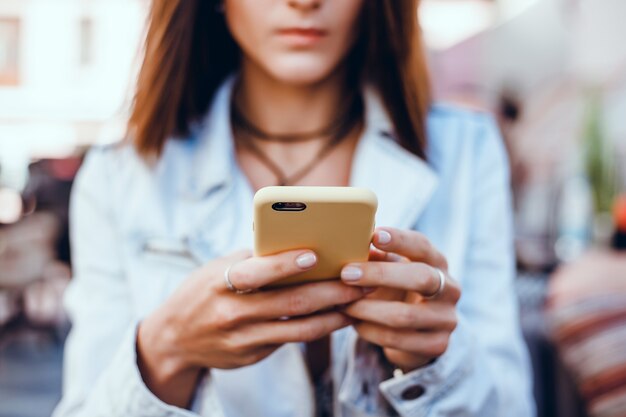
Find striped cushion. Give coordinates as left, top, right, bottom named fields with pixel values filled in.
left=546, top=251, right=626, bottom=417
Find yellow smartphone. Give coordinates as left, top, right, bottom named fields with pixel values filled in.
left=253, top=186, right=378, bottom=287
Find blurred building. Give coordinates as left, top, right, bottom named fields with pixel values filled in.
left=429, top=0, right=626, bottom=171
left=0, top=0, right=147, bottom=191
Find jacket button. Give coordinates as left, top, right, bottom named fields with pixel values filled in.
left=401, top=385, right=426, bottom=400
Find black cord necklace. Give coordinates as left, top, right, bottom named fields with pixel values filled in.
left=231, top=87, right=363, bottom=186
left=231, top=100, right=351, bottom=144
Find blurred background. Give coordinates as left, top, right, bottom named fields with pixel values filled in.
left=0, top=0, right=625, bottom=416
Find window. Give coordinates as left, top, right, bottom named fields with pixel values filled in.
left=0, top=18, right=19, bottom=86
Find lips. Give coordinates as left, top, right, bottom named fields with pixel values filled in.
left=276, top=27, right=328, bottom=46
left=278, top=28, right=327, bottom=37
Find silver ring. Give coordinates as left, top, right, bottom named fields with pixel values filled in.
left=424, top=268, right=446, bottom=300
left=224, top=262, right=253, bottom=294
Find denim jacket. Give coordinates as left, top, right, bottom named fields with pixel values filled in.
left=53, top=75, right=535, bottom=417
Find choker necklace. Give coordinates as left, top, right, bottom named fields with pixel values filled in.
left=231, top=90, right=358, bottom=144
left=231, top=88, right=363, bottom=186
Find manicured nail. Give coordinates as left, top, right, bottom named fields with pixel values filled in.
left=341, top=266, right=363, bottom=281
left=296, top=252, right=317, bottom=269
left=376, top=230, right=392, bottom=245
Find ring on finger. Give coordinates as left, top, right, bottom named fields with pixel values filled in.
left=423, top=267, right=446, bottom=300
left=224, top=262, right=254, bottom=294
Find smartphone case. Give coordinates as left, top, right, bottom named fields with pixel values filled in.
left=253, top=186, right=378, bottom=286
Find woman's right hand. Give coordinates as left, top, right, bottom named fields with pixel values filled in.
left=137, top=248, right=367, bottom=408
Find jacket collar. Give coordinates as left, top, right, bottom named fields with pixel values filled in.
left=187, top=74, right=239, bottom=197
left=349, top=89, right=439, bottom=229
left=187, top=74, right=439, bottom=229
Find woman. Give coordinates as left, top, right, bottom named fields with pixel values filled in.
left=53, top=0, right=535, bottom=416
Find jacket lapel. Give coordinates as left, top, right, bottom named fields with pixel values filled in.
left=351, top=87, right=439, bottom=230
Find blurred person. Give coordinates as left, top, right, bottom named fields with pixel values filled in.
left=53, top=1, right=534, bottom=417
left=0, top=212, right=58, bottom=288
left=0, top=157, right=78, bottom=330
left=0, top=212, right=69, bottom=328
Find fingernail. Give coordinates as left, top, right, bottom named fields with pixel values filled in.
left=376, top=230, right=392, bottom=245
left=362, top=287, right=376, bottom=294
left=296, top=252, right=317, bottom=269
left=341, top=266, right=363, bottom=281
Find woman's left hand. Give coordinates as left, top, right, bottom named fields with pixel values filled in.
left=340, top=227, right=461, bottom=372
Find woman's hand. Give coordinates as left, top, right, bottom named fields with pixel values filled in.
left=137, top=248, right=367, bottom=408
left=340, top=227, right=461, bottom=372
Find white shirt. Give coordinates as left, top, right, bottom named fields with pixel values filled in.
left=53, top=75, right=535, bottom=417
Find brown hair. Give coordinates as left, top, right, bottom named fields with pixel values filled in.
left=128, top=0, right=431, bottom=159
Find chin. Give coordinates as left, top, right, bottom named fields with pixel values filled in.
left=264, top=55, right=343, bottom=87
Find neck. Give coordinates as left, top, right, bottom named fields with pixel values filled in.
left=234, top=59, right=349, bottom=135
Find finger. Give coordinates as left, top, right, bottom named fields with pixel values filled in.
left=225, top=249, right=318, bottom=291
left=368, top=247, right=410, bottom=263
left=372, top=227, right=447, bottom=269
left=233, top=345, right=280, bottom=368
left=245, top=312, right=352, bottom=345
left=354, top=322, right=451, bottom=358
left=343, top=299, right=457, bottom=331
left=368, top=247, right=388, bottom=262
left=218, top=281, right=369, bottom=326
left=383, top=347, right=432, bottom=371
left=202, top=344, right=281, bottom=370
left=341, top=261, right=460, bottom=302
